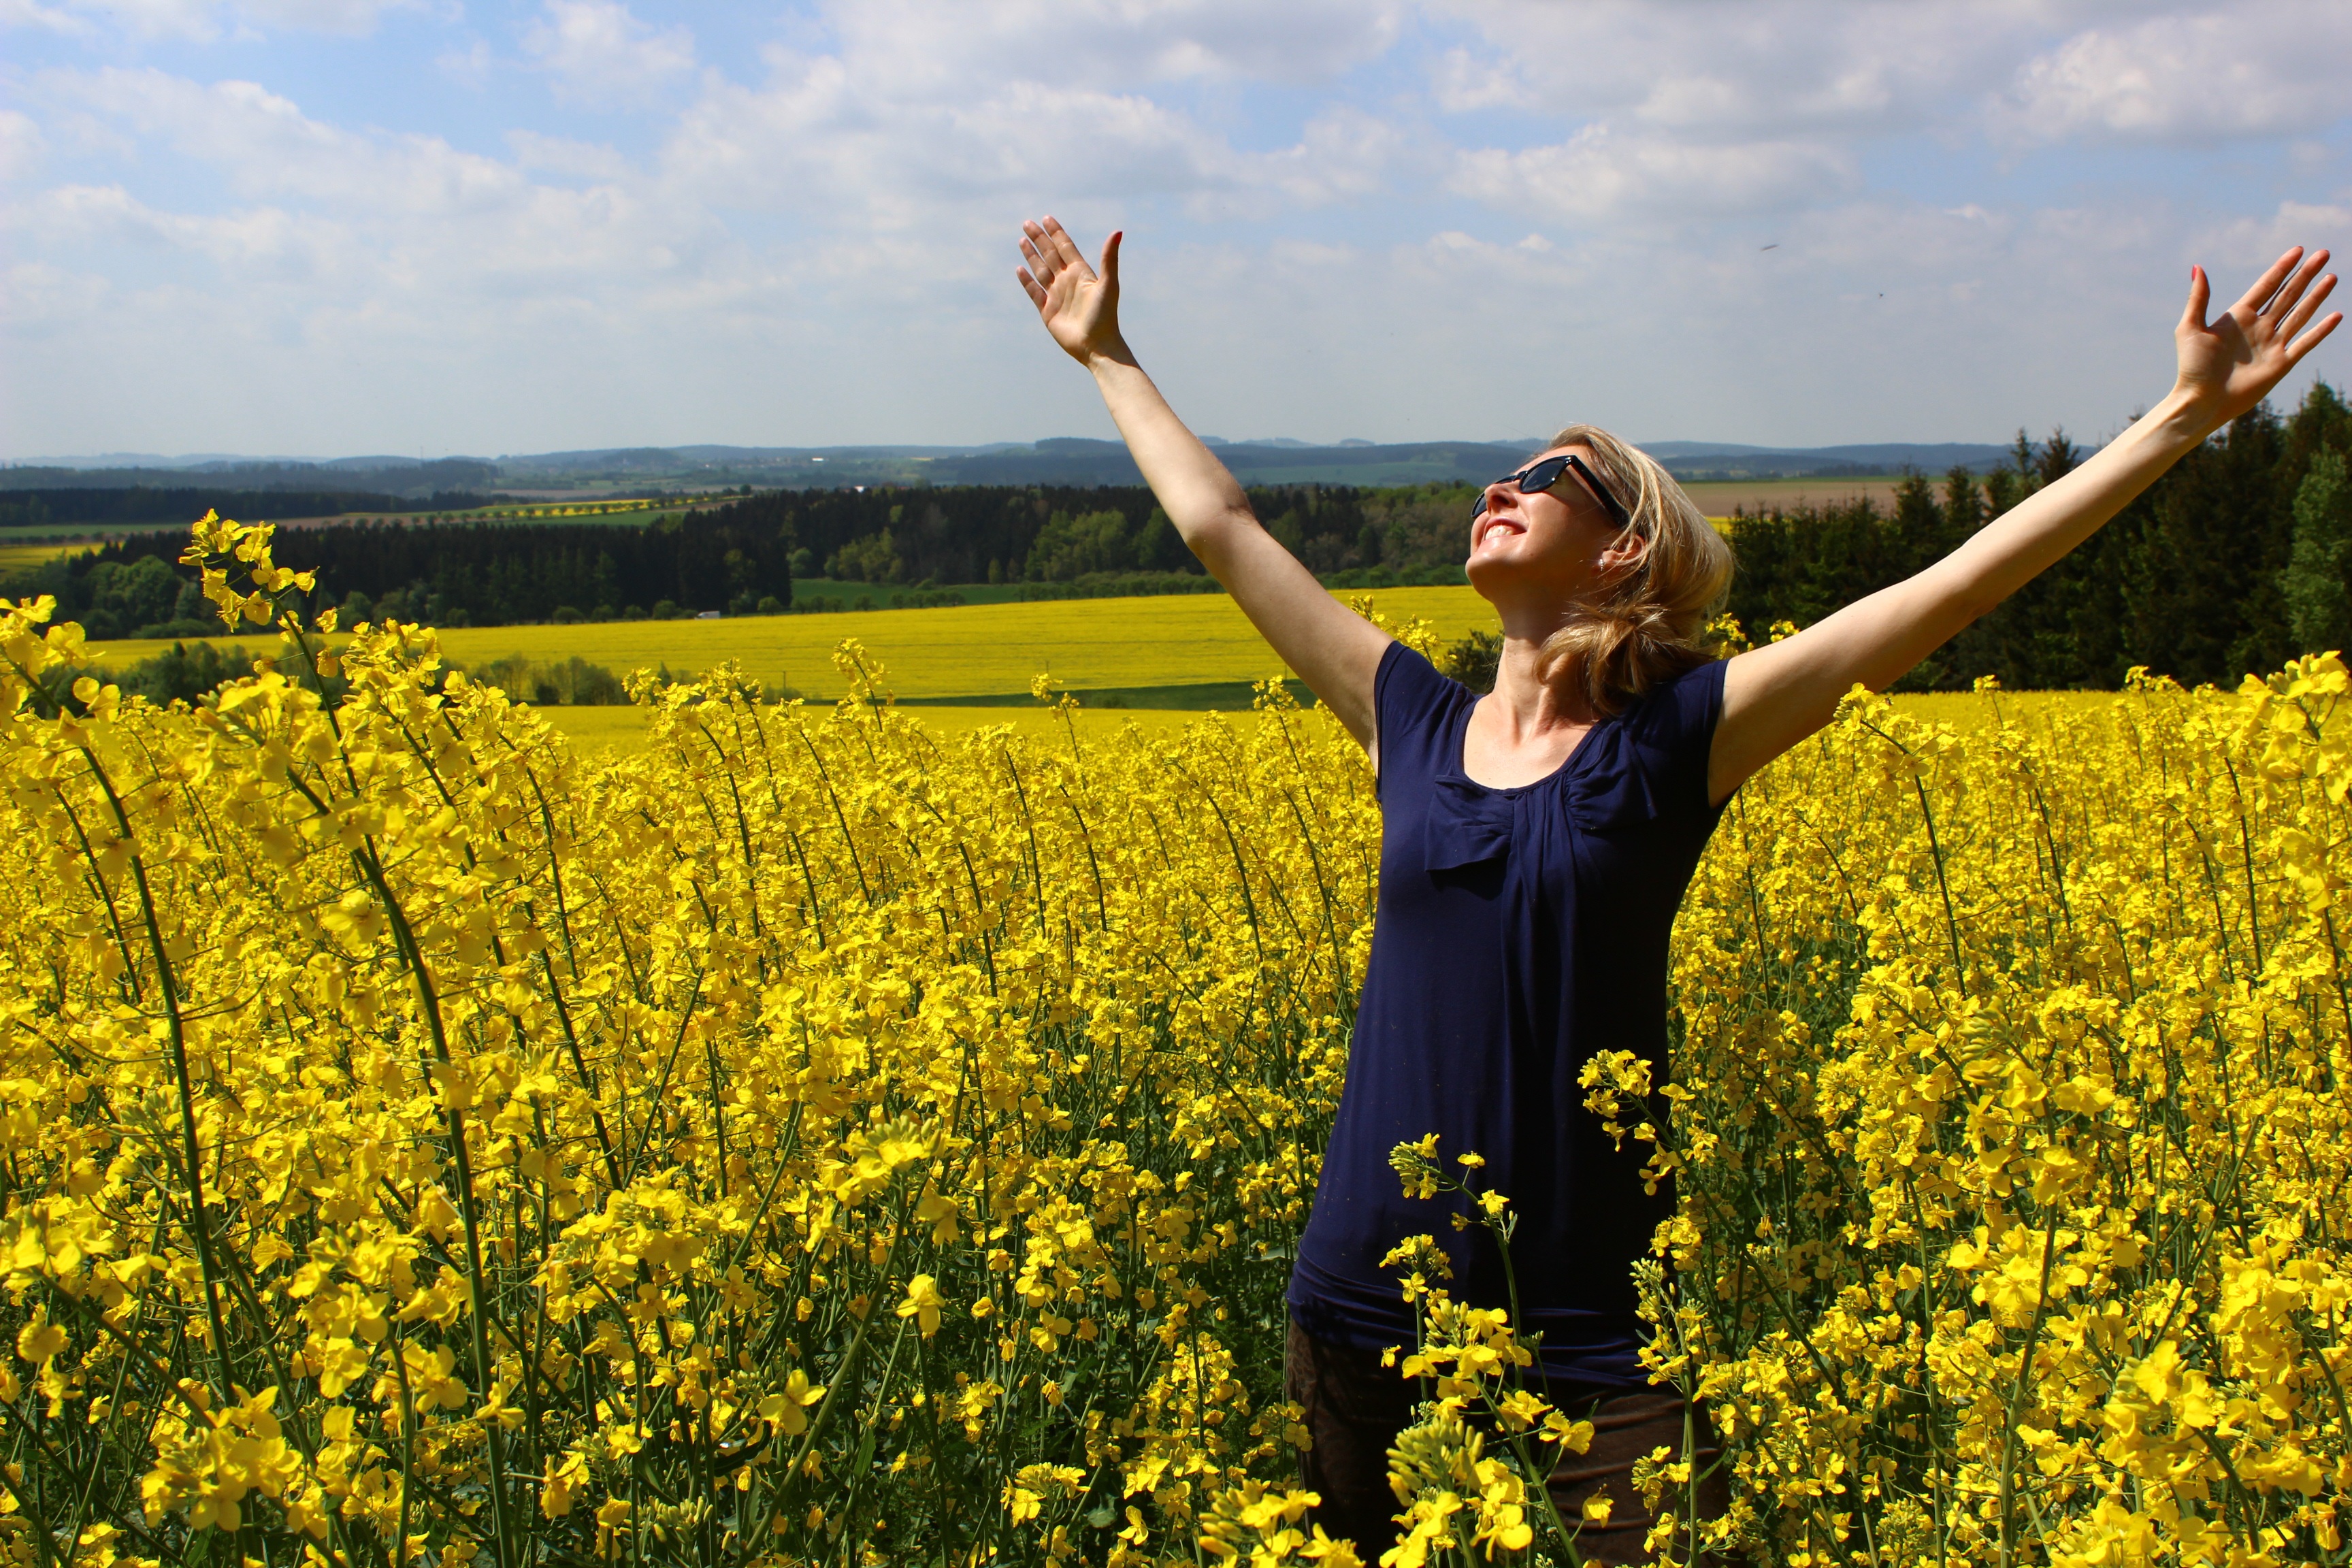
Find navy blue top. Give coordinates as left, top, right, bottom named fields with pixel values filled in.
left=1287, top=642, right=1731, bottom=1390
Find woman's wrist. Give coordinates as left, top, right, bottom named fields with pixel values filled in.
left=2135, top=385, right=2225, bottom=458
left=1084, top=337, right=1141, bottom=377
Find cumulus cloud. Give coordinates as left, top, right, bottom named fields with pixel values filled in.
left=0, top=110, right=47, bottom=181
left=1451, top=126, right=1857, bottom=225
left=662, top=47, right=1416, bottom=240
left=29, top=65, right=721, bottom=295
left=236, top=0, right=416, bottom=33
left=824, top=0, right=1405, bottom=89
left=1993, top=4, right=2352, bottom=145
left=667, top=65, right=1232, bottom=230
left=0, top=0, right=89, bottom=35
left=1, top=0, right=415, bottom=40
left=1430, top=0, right=2029, bottom=137
left=521, top=0, right=696, bottom=105
left=2193, top=201, right=2352, bottom=275
left=3, top=0, right=2348, bottom=456
left=20, top=183, right=355, bottom=282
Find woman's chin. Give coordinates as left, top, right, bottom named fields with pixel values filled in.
left=1464, top=549, right=1519, bottom=594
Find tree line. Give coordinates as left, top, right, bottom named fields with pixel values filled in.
left=1722, top=382, right=2351, bottom=690
left=6, top=384, right=2344, bottom=691
left=739, top=481, right=1469, bottom=585
left=4, top=481, right=1473, bottom=637
left=12, top=511, right=797, bottom=638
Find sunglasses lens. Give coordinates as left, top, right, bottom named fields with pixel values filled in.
left=1521, top=456, right=1569, bottom=495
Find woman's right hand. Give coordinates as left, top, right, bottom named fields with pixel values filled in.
left=1017, top=217, right=1129, bottom=368
left=1012, top=214, right=1391, bottom=750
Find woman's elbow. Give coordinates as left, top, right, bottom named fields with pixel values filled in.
left=1181, top=508, right=1262, bottom=561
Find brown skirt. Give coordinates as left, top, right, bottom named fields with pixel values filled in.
left=1284, top=1319, right=1728, bottom=1565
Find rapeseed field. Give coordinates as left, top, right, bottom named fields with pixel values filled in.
left=0, top=544, right=67, bottom=576
left=91, top=587, right=1500, bottom=705
left=5, top=518, right=2349, bottom=1568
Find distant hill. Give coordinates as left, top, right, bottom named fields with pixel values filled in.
left=5, top=435, right=2027, bottom=500
left=916, top=438, right=1538, bottom=487
left=1641, top=440, right=2019, bottom=479
left=3, top=457, right=500, bottom=496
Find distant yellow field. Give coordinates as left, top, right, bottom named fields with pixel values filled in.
left=537, top=687, right=2110, bottom=757
left=540, top=700, right=1208, bottom=755
left=0, top=542, right=73, bottom=574
left=89, top=586, right=1501, bottom=701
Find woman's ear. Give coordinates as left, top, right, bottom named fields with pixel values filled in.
left=1597, top=530, right=1650, bottom=580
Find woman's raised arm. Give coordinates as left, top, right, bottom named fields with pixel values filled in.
left=1017, top=217, right=1390, bottom=749
left=1708, top=246, right=2341, bottom=805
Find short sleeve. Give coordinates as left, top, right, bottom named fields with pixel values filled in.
left=1372, top=643, right=1466, bottom=798
left=1618, top=657, right=1728, bottom=819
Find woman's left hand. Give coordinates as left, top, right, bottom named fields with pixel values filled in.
left=2174, top=247, right=2340, bottom=429
left=1712, top=241, right=2339, bottom=806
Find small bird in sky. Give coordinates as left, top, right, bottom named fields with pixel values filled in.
left=1760, top=244, right=1780, bottom=251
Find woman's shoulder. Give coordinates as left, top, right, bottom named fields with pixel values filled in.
left=1623, top=652, right=1727, bottom=734
left=1590, top=655, right=1727, bottom=815
left=1376, top=640, right=1469, bottom=708
left=1373, top=642, right=1472, bottom=755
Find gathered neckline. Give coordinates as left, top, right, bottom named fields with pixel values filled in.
left=1441, top=688, right=1627, bottom=796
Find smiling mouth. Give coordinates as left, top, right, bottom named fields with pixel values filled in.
left=1477, top=519, right=1524, bottom=549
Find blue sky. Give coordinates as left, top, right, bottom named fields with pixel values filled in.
left=3, top=0, right=2347, bottom=459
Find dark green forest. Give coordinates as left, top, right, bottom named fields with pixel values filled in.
left=1724, top=382, right=2352, bottom=690
left=18, top=511, right=799, bottom=638
left=7, top=384, right=2347, bottom=691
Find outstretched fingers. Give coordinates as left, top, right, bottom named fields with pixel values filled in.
left=1038, top=215, right=1090, bottom=276
left=2233, top=246, right=2306, bottom=317
left=2276, top=262, right=2336, bottom=336
left=1019, top=222, right=1063, bottom=286
left=2283, top=295, right=2342, bottom=370
left=2259, top=248, right=2329, bottom=325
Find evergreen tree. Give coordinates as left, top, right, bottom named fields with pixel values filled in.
left=2035, top=426, right=2081, bottom=488
left=1942, top=464, right=1988, bottom=540
left=2279, top=447, right=2352, bottom=655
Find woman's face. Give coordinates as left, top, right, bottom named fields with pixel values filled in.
left=1464, top=445, right=1642, bottom=612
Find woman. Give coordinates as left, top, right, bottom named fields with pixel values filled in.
left=1016, top=216, right=2337, bottom=1561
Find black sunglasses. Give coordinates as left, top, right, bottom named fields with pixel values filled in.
left=1470, top=453, right=1632, bottom=532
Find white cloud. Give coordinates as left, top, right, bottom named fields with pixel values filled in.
left=1, top=0, right=415, bottom=40
left=1994, top=4, right=2352, bottom=145
left=1430, top=0, right=2039, bottom=137
left=823, top=0, right=1405, bottom=89
left=2193, top=200, right=2352, bottom=276
left=19, top=183, right=353, bottom=280
left=3, top=0, right=2347, bottom=457
left=437, top=37, right=493, bottom=87
left=0, top=0, right=89, bottom=35
left=668, top=59, right=1251, bottom=232
left=0, top=110, right=47, bottom=181
left=235, top=0, right=415, bottom=33
left=521, top=0, right=694, bottom=105
left=1234, top=107, right=1414, bottom=208
left=1451, top=126, right=1857, bottom=225
left=508, top=130, right=634, bottom=181
left=1431, top=47, right=1538, bottom=114
left=27, top=66, right=724, bottom=301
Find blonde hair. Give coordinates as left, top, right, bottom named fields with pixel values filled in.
left=1535, top=423, right=1733, bottom=715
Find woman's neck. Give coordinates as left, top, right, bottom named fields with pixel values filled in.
left=1484, top=633, right=1599, bottom=738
